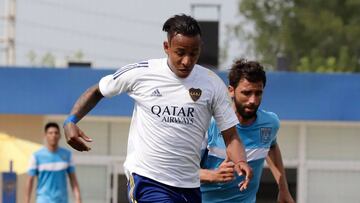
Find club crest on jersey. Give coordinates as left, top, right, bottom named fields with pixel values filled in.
left=260, top=127, right=272, bottom=144
left=189, top=88, right=202, bottom=102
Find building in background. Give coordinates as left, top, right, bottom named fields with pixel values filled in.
left=0, top=0, right=244, bottom=69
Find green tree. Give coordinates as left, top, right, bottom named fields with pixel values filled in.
left=27, top=50, right=37, bottom=66
left=237, top=0, right=360, bottom=72
left=65, top=50, right=84, bottom=62
left=26, top=50, right=86, bottom=67
left=41, top=52, right=56, bottom=67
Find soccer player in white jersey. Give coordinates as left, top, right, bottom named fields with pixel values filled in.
left=63, top=14, right=252, bottom=202
left=200, top=59, right=295, bottom=203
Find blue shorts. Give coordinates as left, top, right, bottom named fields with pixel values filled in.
left=127, top=173, right=201, bottom=203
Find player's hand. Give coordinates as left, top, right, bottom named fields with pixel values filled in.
left=234, top=161, right=253, bottom=191
left=277, top=190, right=295, bottom=203
left=64, top=122, right=92, bottom=151
left=213, top=157, right=235, bottom=183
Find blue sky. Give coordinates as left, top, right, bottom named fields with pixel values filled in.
left=0, top=0, right=251, bottom=69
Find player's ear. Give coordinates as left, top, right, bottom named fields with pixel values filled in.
left=228, top=85, right=235, bottom=98
left=163, top=41, right=169, bottom=55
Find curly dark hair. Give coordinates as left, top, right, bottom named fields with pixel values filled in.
left=228, top=59, right=266, bottom=88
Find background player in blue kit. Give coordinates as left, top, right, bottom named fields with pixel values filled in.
left=25, top=122, right=82, bottom=203
left=200, top=59, right=295, bottom=203
left=63, top=14, right=252, bottom=203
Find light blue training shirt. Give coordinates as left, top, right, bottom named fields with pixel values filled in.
left=28, top=147, right=75, bottom=203
left=200, top=109, right=279, bottom=203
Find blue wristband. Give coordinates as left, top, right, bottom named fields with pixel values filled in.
left=63, top=115, right=79, bottom=126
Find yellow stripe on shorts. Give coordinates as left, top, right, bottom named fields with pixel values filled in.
left=128, top=174, right=137, bottom=203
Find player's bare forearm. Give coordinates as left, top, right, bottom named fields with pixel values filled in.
left=70, top=84, right=104, bottom=119
left=267, top=143, right=295, bottom=202
left=200, top=169, right=216, bottom=183
left=25, top=176, right=34, bottom=203
left=267, top=143, right=288, bottom=190
left=222, top=127, right=246, bottom=162
left=69, top=173, right=82, bottom=203
left=222, top=126, right=253, bottom=191
left=64, top=84, right=102, bottom=151
left=200, top=160, right=235, bottom=183
left=73, top=184, right=82, bottom=203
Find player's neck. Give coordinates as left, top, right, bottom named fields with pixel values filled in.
left=46, top=144, right=58, bottom=152
left=236, top=112, right=256, bottom=126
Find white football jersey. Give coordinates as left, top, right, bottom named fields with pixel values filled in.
left=99, top=58, right=238, bottom=188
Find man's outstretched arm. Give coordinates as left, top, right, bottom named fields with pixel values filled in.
left=63, top=84, right=104, bottom=151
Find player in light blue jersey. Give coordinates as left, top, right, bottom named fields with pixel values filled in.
left=25, top=122, right=81, bottom=203
left=200, top=59, right=295, bottom=203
